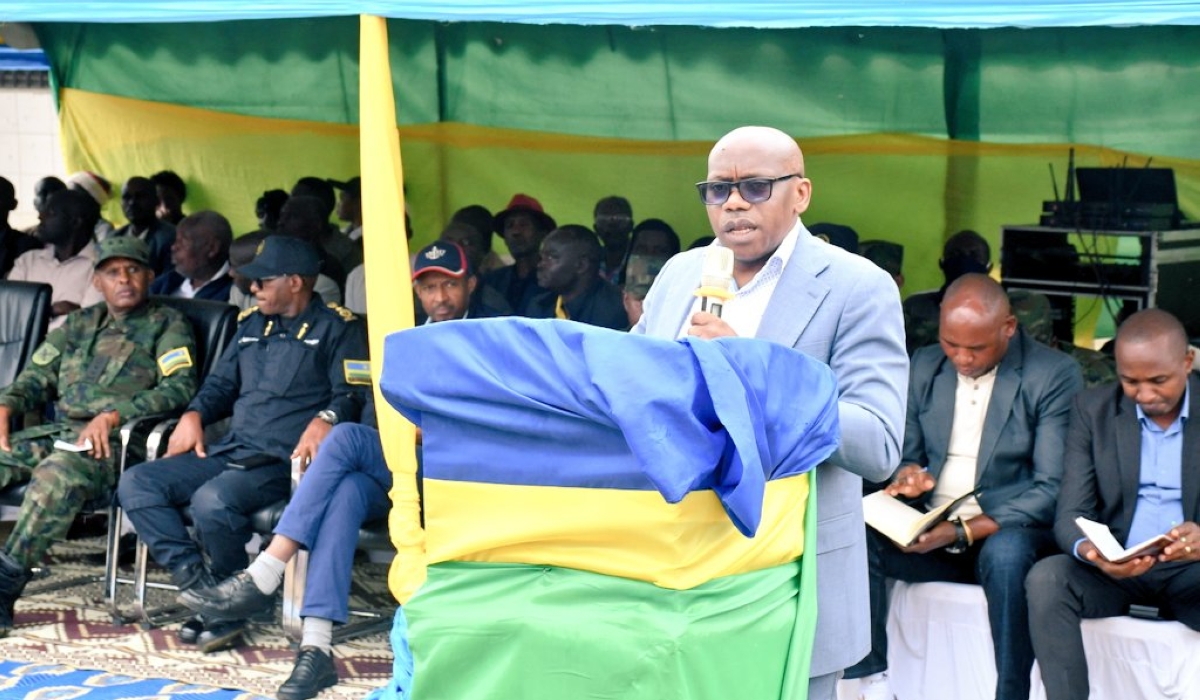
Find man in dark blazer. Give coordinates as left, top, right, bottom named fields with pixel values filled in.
left=633, top=126, right=908, bottom=700
left=1027, top=308, right=1200, bottom=700
left=847, top=273, right=1083, bottom=700
left=149, top=211, right=233, bottom=302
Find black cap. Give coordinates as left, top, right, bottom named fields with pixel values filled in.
left=808, top=222, right=859, bottom=254
left=327, top=177, right=361, bottom=196
left=238, top=236, right=321, bottom=278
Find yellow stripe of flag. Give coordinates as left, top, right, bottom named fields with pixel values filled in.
left=359, top=14, right=425, bottom=604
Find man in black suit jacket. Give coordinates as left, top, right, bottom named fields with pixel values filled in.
left=1027, top=308, right=1200, bottom=700
left=847, top=274, right=1083, bottom=700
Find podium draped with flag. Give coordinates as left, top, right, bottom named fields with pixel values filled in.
left=373, top=318, right=839, bottom=700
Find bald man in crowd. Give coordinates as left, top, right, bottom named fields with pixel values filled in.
left=1027, top=309, right=1200, bottom=700
left=846, top=274, right=1083, bottom=700
left=633, top=125, right=908, bottom=700
left=150, top=211, right=234, bottom=302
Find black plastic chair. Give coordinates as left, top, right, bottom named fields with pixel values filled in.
left=0, top=280, right=51, bottom=389
left=105, top=297, right=238, bottom=622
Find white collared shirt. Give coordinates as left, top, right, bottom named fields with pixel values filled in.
left=930, top=365, right=999, bottom=518
left=175, top=261, right=231, bottom=299
left=675, top=219, right=802, bottom=340
left=8, top=242, right=99, bottom=330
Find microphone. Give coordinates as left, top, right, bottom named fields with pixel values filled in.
left=694, top=246, right=734, bottom=318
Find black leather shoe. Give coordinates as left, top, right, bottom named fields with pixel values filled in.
left=170, top=561, right=217, bottom=592
left=196, top=618, right=244, bottom=654
left=277, top=646, right=338, bottom=700
left=0, top=599, right=13, bottom=638
left=0, top=551, right=32, bottom=638
left=177, top=615, right=204, bottom=645
left=178, top=570, right=274, bottom=621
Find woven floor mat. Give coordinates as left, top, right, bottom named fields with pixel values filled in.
left=0, top=537, right=395, bottom=700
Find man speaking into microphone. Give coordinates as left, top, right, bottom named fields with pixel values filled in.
left=631, top=125, right=908, bottom=700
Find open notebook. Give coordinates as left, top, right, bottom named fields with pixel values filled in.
left=863, top=490, right=977, bottom=548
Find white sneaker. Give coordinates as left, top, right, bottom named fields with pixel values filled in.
left=856, top=671, right=894, bottom=700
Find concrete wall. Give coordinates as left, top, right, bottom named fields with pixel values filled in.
left=0, top=83, right=64, bottom=232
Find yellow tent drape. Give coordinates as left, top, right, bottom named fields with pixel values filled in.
left=359, top=14, right=425, bottom=604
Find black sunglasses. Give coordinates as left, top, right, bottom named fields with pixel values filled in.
left=252, top=274, right=285, bottom=288
left=695, top=174, right=804, bottom=205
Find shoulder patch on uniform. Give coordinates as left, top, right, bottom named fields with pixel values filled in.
left=237, top=305, right=259, bottom=323
left=344, top=359, right=372, bottom=386
left=326, top=302, right=357, bottom=322
left=31, top=342, right=60, bottom=366
left=158, top=346, right=194, bottom=377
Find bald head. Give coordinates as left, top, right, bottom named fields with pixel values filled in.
left=1114, top=309, right=1193, bottom=426
left=1116, top=309, right=1189, bottom=358
left=709, top=126, right=805, bottom=176
left=942, top=273, right=1011, bottom=320
left=938, top=274, right=1016, bottom=378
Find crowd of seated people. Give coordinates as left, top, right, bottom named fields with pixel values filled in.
left=4, top=170, right=682, bottom=330
left=3, top=165, right=1195, bottom=700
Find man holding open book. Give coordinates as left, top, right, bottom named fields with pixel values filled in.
left=846, top=274, right=1083, bottom=700
left=1027, top=309, right=1200, bottom=700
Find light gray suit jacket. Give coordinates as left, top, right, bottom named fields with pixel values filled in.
left=632, top=223, right=908, bottom=675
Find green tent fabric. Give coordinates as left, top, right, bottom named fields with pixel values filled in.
left=35, top=21, right=1200, bottom=158
left=32, top=18, right=1200, bottom=306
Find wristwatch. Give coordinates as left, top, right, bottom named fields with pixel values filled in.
left=316, top=409, right=339, bottom=426
left=944, top=517, right=969, bottom=555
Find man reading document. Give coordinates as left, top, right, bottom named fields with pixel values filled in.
left=1027, top=309, right=1200, bottom=700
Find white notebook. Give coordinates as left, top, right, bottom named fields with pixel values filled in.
left=863, top=489, right=977, bottom=548
left=1075, top=516, right=1175, bottom=564
left=53, top=438, right=93, bottom=453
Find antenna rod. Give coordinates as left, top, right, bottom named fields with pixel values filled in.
left=1065, top=147, right=1076, bottom=204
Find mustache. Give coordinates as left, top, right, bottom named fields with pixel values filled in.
left=721, top=219, right=756, bottom=233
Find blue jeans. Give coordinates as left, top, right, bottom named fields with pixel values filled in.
left=845, top=526, right=1056, bottom=700
left=275, top=423, right=392, bottom=624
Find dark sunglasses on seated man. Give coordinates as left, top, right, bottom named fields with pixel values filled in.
left=695, top=174, right=804, bottom=206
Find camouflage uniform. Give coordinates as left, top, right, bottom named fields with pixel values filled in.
left=1010, top=290, right=1117, bottom=388
left=902, top=290, right=941, bottom=355
left=0, top=301, right=198, bottom=568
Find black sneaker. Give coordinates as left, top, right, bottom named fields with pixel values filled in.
left=277, top=646, right=338, bottom=700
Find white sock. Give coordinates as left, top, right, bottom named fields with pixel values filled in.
left=246, top=552, right=286, bottom=595
left=301, top=616, right=334, bottom=654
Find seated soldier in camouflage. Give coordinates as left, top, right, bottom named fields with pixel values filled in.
left=0, top=237, right=198, bottom=636
left=1012, top=290, right=1117, bottom=388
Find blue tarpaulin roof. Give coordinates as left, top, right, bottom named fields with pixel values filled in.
left=4, top=0, right=1200, bottom=27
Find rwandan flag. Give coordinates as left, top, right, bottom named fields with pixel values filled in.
left=376, top=318, right=839, bottom=700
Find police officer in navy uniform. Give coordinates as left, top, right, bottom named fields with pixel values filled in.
left=117, top=235, right=370, bottom=652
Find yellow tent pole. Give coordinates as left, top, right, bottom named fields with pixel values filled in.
left=359, top=13, right=425, bottom=604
